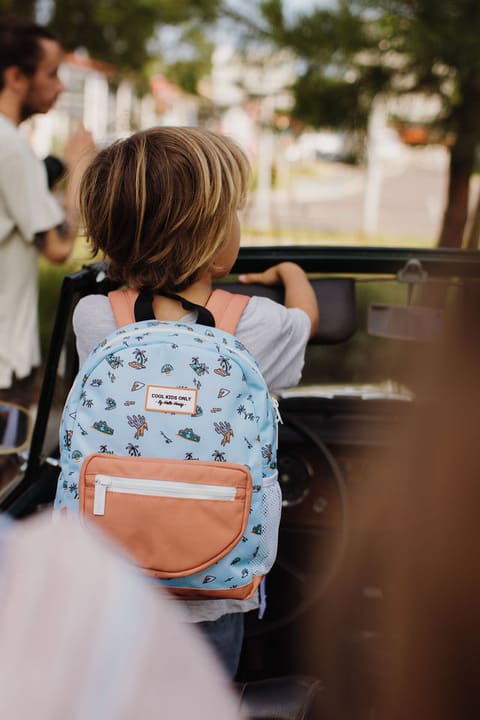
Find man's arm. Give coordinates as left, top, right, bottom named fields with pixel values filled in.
left=39, top=124, right=95, bottom=264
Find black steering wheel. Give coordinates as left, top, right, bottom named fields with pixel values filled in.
left=245, top=408, right=349, bottom=638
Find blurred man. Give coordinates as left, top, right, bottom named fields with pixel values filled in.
left=0, top=16, right=94, bottom=407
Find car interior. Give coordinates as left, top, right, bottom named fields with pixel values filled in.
left=1, top=245, right=480, bottom=719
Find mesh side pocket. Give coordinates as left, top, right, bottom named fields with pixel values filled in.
left=250, top=472, right=282, bottom=576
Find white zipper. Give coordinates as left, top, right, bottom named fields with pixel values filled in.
left=93, top=474, right=236, bottom=515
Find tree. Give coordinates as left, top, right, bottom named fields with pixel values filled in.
left=0, top=0, right=35, bottom=16
left=244, top=0, right=480, bottom=248
left=1, top=0, right=218, bottom=86
left=158, top=23, right=215, bottom=96
left=47, top=0, right=217, bottom=76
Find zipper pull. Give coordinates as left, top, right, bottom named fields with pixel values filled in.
left=93, top=475, right=111, bottom=515
left=271, top=395, right=282, bottom=449
left=271, top=396, right=283, bottom=425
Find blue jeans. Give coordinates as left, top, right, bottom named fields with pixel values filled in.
left=197, top=612, right=244, bottom=678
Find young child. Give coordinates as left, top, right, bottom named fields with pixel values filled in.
left=65, top=126, right=318, bottom=677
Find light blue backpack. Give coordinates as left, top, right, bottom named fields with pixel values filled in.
left=55, top=288, right=282, bottom=600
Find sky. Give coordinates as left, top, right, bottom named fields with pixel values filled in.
left=280, top=0, right=333, bottom=19
left=227, top=0, right=332, bottom=22
left=265, top=0, right=332, bottom=22
left=218, top=0, right=332, bottom=29
left=37, top=0, right=333, bottom=28
left=285, top=0, right=329, bottom=9
left=158, top=1, right=333, bottom=63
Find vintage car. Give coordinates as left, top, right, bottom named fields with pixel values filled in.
left=1, top=245, right=479, bottom=717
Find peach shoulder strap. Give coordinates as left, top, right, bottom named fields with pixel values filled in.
left=107, top=288, right=138, bottom=328
left=108, top=287, right=249, bottom=334
left=205, top=289, right=250, bottom=334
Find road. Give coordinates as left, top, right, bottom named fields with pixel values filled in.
left=242, top=146, right=466, bottom=246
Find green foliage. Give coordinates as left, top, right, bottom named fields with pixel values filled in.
left=4, top=0, right=219, bottom=90
left=38, top=260, right=79, bottom=360
left=293, top=72, right=368, bottom=131
left=162, top=24, right=214, bottom=95
left=253, top=0, right=480, bottom=139
left=283, top=3, right=371, bottom=65
left=0, top=0, right=35, bottom=16
left=363, top=0, right=480, bottom=107
left=250, top=0, right=480, bottom=245
left=47, top=0, right=219, bottom=77
left=253, top=1, right=384, bottom=134
left=259, top=0, right=285, bottom=38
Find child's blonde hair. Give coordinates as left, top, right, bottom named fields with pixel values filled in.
left=80, top=126, right=251, bottom=291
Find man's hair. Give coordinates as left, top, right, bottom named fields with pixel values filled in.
left=0, top=16, right=57, bottom=90
left=80, top=127, right=251, bottom=292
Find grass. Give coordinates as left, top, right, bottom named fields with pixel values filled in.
left=241, top=226, right=435, bottom=248
left=38, top=238, right=92, bottom=358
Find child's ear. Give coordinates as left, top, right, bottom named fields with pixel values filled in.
left=210, top=260, right=228, bottom=279
left=210, top=215, right=241, bottom=279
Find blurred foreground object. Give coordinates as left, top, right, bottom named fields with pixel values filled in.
left=0, top=514, right=243, bottom=719
left=314, top=284, right=480, bottom=718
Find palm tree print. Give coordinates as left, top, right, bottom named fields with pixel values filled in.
left=212, top=450, right=227, bottom=462
left=126, top=443, right=141, bottom=456
left=214, top=356, right=232, bottom=377
left=128, top=348, right=148, bottom=369
left=261, top=443, right=273, bottom=463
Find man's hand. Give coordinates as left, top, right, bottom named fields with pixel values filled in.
left=63, top=123, right=95, bottom=171
left=41, top=124, right=96, bottom=264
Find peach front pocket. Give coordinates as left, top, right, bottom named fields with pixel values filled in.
left=79, top=454, right=252, bottom=577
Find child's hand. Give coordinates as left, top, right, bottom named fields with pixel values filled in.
left=239, top=262, right=319, bottom=338
left=239, top=264, right=287, bottom=287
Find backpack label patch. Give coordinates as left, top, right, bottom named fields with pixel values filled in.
left=145, top=384, right=197, bottom=414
